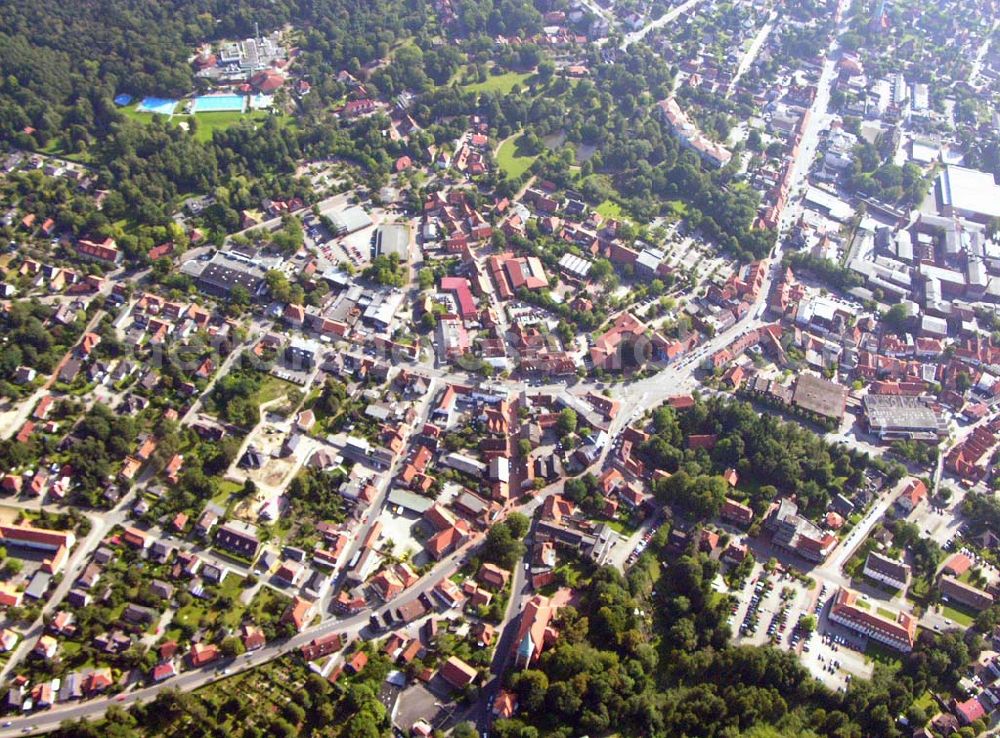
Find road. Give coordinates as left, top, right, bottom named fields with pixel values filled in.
left=0, top=492, right=137, bottom=685
left=179, top=334, right=258, bottom=426
left=618, top=0, right=709, bottom=50
left=728, top=14, right=775, bottom=95
left=332, top=377, right=439, bottom=595
left=474, top=539, right=531, bottom=732
left=820, top=477, right=903, bottom=577
left=968, top=19, right=998, bottom=86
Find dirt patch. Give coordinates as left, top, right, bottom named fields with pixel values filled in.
left=0, top=505, right=25, bottom=525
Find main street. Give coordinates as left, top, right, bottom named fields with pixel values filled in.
left=331, top=377, right=440, bottom=596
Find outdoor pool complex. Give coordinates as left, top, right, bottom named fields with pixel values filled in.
left=137, top=97, right=178, bottom=115
left=191, top=94, right=246, bottom=113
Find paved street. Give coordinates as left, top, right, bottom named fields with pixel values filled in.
left=618, top=0, right=710, bottom=50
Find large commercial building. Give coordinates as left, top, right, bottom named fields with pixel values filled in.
left=328, top=205, right=373, bottom=235
left=792, top=374, right=849, bottom=422
left=186, top=251, right=267, bottom=299
left=829, top=587, right=916, bottom=652
left=863, top=394, right=947, bottom=441
left=374, top=224, right=410, bottom=260
left=938, top=165, right=1000, bottom=222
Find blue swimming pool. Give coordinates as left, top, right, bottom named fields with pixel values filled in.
left=136, top=97, right=178, bottom=115
left=191, top=94, right=246, bottom=113
left=114, top=94, right=133, bottom=106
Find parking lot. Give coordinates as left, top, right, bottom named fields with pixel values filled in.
left=731, top=565, right=815, bottom=648
left=729, top=566, right=875, bottom=689
left=625, top=519, right=665, bottom=567
left=799, top=583, right=874, bottom=690
left=909, top=491, right=970, bottom=552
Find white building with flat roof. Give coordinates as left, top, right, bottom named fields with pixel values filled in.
left=938, top=166, right=1000, bottom=222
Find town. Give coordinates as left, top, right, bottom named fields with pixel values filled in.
left=0, top=0, right=999, bottom=736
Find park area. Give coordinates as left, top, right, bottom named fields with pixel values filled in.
left=496, top=135, right=538, bottom=180
left=461, top=69, right=532, bottom=95
left=118, top=101, right=285, bottom=143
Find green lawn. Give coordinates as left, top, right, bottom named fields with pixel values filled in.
left=605, top=516, right=638, bottom=535
left=596, top=199, right=624, bottom=220
left=118, top=103, right=160, bottom=125
left=666, top=200, right=689, bottom=218
left=941, top=602, right=976, bottom=627
left=257, top=374, right=297, bottom=404
left=179, top=110, right=280, bottom=143
left=496, top=136, right=537, bottom=180
left=34, top=137, right=93, bottom=164
left=218, top=574, right=251, bottom=628
left=463, top=70, right=532, bottom=95
left=914, top=690, right=937, bottom=714
left=213, top=479, right=244, bottom=507
left=117, top=103, right=285, bottom=143
left=175, top=573, right=249, bottom=633
left=864, top=639, right=903, bottom=669
left=247, top=585, right=291, bottom=625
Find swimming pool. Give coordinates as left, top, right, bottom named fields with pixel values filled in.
left=191, top=94, right=246, bottom=113
left=113, top=94, right=133, bottom=106
left=137, top=97, right=178, bottom=115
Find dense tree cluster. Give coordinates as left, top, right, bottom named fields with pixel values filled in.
left=640, top=397, right=874, bottom=518
left=481, top=512, right=530, bottom=570
left=496, top=526, right=983, bottom=738
left=205, top=362, right=263, bottom=427
left=0, top=299, right=86, bottom=397
left=287, top=467, right=348, bottom=523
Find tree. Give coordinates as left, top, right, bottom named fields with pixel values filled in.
left=266, top=270, right=293, bottom=303
left=506, top=511, right=530, bottom=539
left=483, top=520, right=526, bottom=569
left=3, top=559, right=23, bottom=576
left=883, top=303, right=909, bottom=331
left=221, top=637, right=245, bottom=658
left=418, top=268, right=434, bottom=290
left=556, top=408, right=578, bottom=436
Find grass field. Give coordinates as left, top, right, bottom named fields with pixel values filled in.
left=605, top=516, right=638, bottom=535
left=865, top=639, right=903, bottom=669
left=257, top=374, right=297, bottom=405
left=463, top=70, right=532, bottom=95
left=914, top=690, right=938, bottom=714
left=117, top=103, right=283, bottom=142
left=182, top=111, right=260, bottom=142
left=666, top=200, right=689, bottom=218
left=213, top=479, right=244, bottom=508
left=496, top=136, right=537, bottom=179
left=596, top=199, right=624, bottom=220
left=941, top=602, right=976, bottom=627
